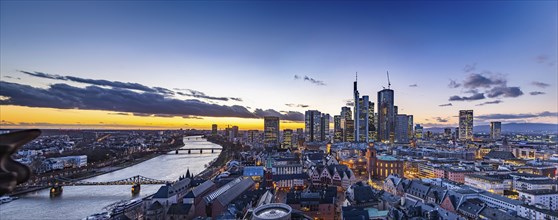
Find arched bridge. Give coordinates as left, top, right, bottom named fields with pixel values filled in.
left=174, top=147, right=222, bottom=154
left=30, top=175, right=172, bottom=196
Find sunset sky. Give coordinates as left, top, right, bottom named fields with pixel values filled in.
left=1, top=1, right=557, bottom=130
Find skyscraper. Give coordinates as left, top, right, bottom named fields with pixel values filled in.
left=340, top=107, right=352, bottom=142
left=444, top=128, right=452, bottom=139
left=320, top=113, right=330, bottom=142
left=395, top=114, right=409, bottom=143
left=305, top=110, right=322, bottom=142
left=459, top=110, right=474, bottom=141
left=377, top=89, right=395, bottom=143
left=333, top=115, right=342, bottom=143
left=211, top=124, right=218, bottom=135
left=282, top=129, right=293, bottom=149
left=490, top=121, right=502, bottom=140
left=368, top=102, right=376, bottom=142
left=353, top=77, right=360, bottom=142
left=414, top=124, right=423, bottom=139
left=264, top=116, right=280, bottom=147
left=357, top=96, right=375, bottom=143
left=407, top=115, right=414, bottom=140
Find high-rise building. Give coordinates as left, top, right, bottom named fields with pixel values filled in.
left=345, top=119, right=355, bottom=142
left=407, top=115, right=413, bottom=140
left=357, top=96, right=375, bottom=142
left=414, top=124, right=423, bottom=139
left=353, top=77, right=360, bottom=142
left=211, top=124, right=218, bottom=135
left=264, top=116, right=280, bottom=147
left=340, top=107, right=352, bottom=142
left=377, top=89, right=395, bottom=143
left=320, top=113, right=330, bottom=142
left=459, top=110, right=474, bottom=141
left=282, top=129, right=293, bottom=149
left=230, top=125, right=239, bottom=140
left=305, top=110, right=322, bottom=142
left=490, top=122, right=502, bottom=140
left=333, top=115, right=343, bottom=143
left=246, top=130, right=258, bottom=143
left=395, top=114, right=409, bottom=143
left=295, top=128, right=304, bottom=148
left=368, top=102, right=376, bottom=142
left=444, top=128, right=452, bottom=139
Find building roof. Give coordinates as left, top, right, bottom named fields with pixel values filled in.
left=166, top=203, right=192, bottom=215
left=204, top=177, right=255, bottom=206
left=243, top=166, right=264, bottom=177
left=485, top=151, right=515, bottom=160
left=521, top=204, right=558, bottom=217
left=377, top=155, right=398, bottom=161
left=518, top=189, right=558, bottom=195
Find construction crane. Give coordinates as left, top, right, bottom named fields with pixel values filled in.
left=386, top=71, right=391, bottom=89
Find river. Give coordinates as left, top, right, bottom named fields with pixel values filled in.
left=0, top=136, right=221, bottom=220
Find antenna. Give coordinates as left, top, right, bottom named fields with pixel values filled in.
left=386, top=71, right=391, bottom=89
left=355, top=72, right=358, bottom=82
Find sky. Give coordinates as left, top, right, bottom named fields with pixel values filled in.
left=0, top=1, right=557, bottom=130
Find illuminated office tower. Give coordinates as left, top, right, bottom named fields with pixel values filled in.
left=356, top=96, right=375, bottom=143
left=353, top=77, right=360, bottom=142
left=211, top=124, right=218, bottom=135
left=415, top=124, right=423, bottom=139
left=333, top=115, right=342, bottom=143
left=368, top=102, right=376, bottom=142
left=340, top=107, right=353, bottom=142
left=320, top=113, right=330, bottom=142
left=395, top=114, right=409, bottom=143
left=490, top=121, right=502, bottom=140
left=230, top=125, right=239, bottom=140
left=264, top=116, right=280, bottom=147
left=345, top=119, right=355, bottom=142
left=282, top=129, right=293, bottom=149
left=377, top=89, right=395, bottom=143
left=459, top=110, right=474, bottom=141
left=305, top=110, right=322, bottom=142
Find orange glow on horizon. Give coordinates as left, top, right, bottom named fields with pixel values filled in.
left=0, top=105, right=304, bottom=130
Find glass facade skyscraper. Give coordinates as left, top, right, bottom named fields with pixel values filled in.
left=459, top=110, right=474, bottom=141
left=377, top=89, right=395, bottom=143
left=490, top=121, right=502, bottom=140
left=264, top=116, right=280, bottom=147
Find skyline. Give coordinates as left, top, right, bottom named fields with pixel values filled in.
left=1, top=1, right=557, bottom=130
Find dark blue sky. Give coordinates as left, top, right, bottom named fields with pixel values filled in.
left=1, top=1, right=557, bottom=128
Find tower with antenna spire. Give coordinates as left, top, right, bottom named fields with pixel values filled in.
left=353, top=72, right=360, bottom=142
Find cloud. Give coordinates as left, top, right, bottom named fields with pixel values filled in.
left=486, top=86, right=523, bottom=98
left=22, top=70, right=243, bottom=102
left=476, top=100, right=503, bottom=106
left=253, top=109, right=304, bottom=121
left=294, top=75, right=326, bottom=86
left=463, top=63, right=476, bottom=73
left=0, top=81, right=305, bottom=121
left=530, top=91, right=545, bottom=96
left=434, top=117, right=448, bottom=123
left=285, top=103, right=309, bottom=108
left=532, top=81, right=550, bottom=88
left=448, top=80, right=461, bottom=88
left=448, top=93, right=485, bottom=101
left=409, top=84, right=418, bottom=87
left=3, top=76, right=21, bottom=80
left=438, top=103, right=452, bottom=107
left=175, top=88, right=242, bottom=102
left=21, top=70, right=158, bottom=93
left=476, top=111, right=558, bottom=120
left=535, top=54, right=555, bottom=66
left=462, top=73, right=506, bottom=89
left=345, top=100, right=354, bottom=107
left=107, top=112, right=130, bottom=116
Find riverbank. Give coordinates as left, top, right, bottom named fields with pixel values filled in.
left=9, top=136, right=187, bottom=196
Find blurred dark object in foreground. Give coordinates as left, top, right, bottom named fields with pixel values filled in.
left=0, top=129, right=41, bottom=195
